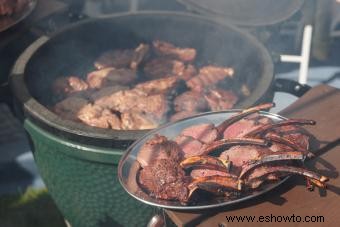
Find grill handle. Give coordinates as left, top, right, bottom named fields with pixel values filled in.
left=274, top=78, right=311, bottom=97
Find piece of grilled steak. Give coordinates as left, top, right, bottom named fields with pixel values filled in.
left=130, top=43, right=150, bottom=70
left=87, top=68, right=137, bottom=89
left=131, top=94, right=170, bottom=121
left=174, top=123, right=220, bottom=159
left=219, top=145, right=272, bottom=175
left=173, top=91, right=208, bottom=112
left=179, top=64, right=197, bottom=81
left=53, top=96, right=89, bottom=121
left=89, top=85, right=129, bottom=102
left=77, top=104, right=122, bottom=129
left=181, top=123, right=219, bottom=144
left=53, top=76, right=89, bottom=96
left=93, top=89, right=147, bottom=111
left=223, top=115, right=273, bottom=139
left=94, top=89, right=170, bottom=129
left=144, top=58, right=186, bottom=79
left=94, top=49, right=135, bottom=70
left=94, top=44, right=150, bottom=70
left=137, top=134, right=183, bottom=168
left=135, top=76, right=180, bottom=95
left=121, top=111, right=158, bottom=130
left=204, top=89, right=238, bottom=111
left=186, top=65, right=234, bottom=92
left=152, top=40, right=196, bottom=62
left=137, top=135, right=189, bottom=202
left=175, top=135, right=204, bottom=158
left=139, top=159, right=190, bottom=202
left=268, top=125, right=310, bottom=151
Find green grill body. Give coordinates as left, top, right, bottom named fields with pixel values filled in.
left=24, top=119, right=153, bottom=227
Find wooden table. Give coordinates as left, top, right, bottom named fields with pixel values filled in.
left=166, top=85, right=340, bottom=227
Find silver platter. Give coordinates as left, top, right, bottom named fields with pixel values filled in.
left=118, top=110, right=290, bottom=210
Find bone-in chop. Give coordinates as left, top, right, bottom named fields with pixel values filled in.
left=137, top=103, right=329, bottom=203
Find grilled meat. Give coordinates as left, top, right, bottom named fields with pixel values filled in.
left=175, top=135, right=204, bottom=158
left=135, top=76, right=180, bottom=95
left=216, top=103, right=275, bottom=137
left=204, top=89, right=238, bottom=111
left=89, top=85, right=129, bottom=102
left=200, top=65, right=234, bottom=77
left=180, top=123, right=218, bottom=144
left=94, top=49, right=135, bottom=70
left=219, top=145, right=272, bottom=174
left=53, top=76, right=89, bottom=96
left=53, top=40, right=239, bottom=131
left=223, top=115, right=273, bottom=139
left=94, top=43, right=149, bottom=70
left=136, top=103, right=328, bottom=203
left=244, top=165, right=328, bottom=189
left=130, top=43, right=150, bottom=70
left=174, top=91, right=208, bottom=112
left=54, top=97, right=122, bottom=129
left=153, top=40, right=196, bottom=62
left=143, top=52, right=196, bottom=80
left=243, top=119, right=316, bottom=138
left=180, top=64, right=197, bottom=81
left=93, top=87, right=168, bottom=124
left=133, top=94, right=169, bottom=120
left=137, top=135, right=189, bottom=202
left=95, top=88, right=169, bottom=121
left=94, top=89, right=146, bottom=111
left=186, top=65, right=234, bottom=92
left=139, top=159, right=189, bottom=202
left=200, top=138, right=268, bottom=156
left=77, top=104, right=122, bottom=129
left=137, top=134, right=183, bottom=167
left=144, top=58, right=186, bottom=79
left=121, top=111, right=158, bottom=130
left=87, top=68, right=137, bottom=89
left=53, top=96, right=89, bottom=121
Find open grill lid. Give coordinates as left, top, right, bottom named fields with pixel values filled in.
left=177, top=0, right=305, bottom=26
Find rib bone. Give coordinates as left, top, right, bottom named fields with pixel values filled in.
left=188, top=176, right=242, bottom=197
left=244, top=165, right=329, bottom=189
left=244, top=119, right=316, bottom=138
left=239, top=151, right=306, bottom=179
left=180, top=155, right=231, bottom=171
left=216, top=103, right=275, bottom=136
left=265, top=133, right=315, bottom=158
left=200, top=138, right=268, bottom=155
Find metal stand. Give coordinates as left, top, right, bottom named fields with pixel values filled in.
left=280, top=25, right=313, bottom=84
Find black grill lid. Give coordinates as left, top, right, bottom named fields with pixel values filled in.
left=177, top=0, right=304, bottom=26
